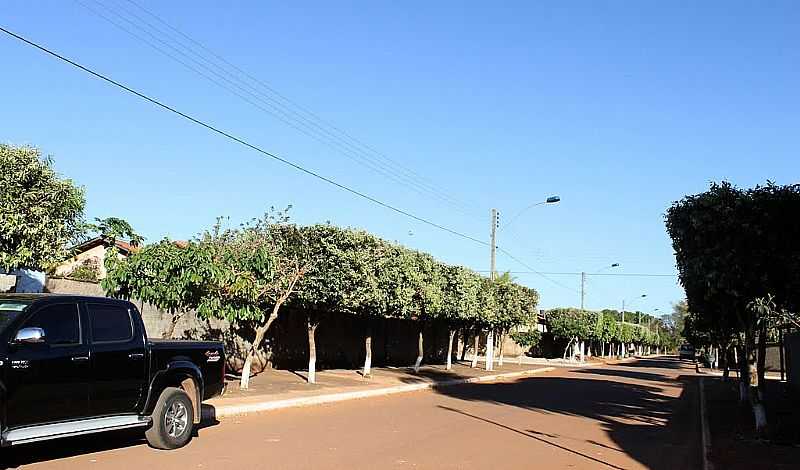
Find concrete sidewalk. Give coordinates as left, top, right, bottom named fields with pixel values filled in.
left=203, top=361, right=557, bottom=419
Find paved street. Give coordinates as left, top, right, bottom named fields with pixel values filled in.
left=3, top=357, right=700, bottom=470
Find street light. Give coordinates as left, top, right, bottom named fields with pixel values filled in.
left=621, top=294, right=646, bottom=323
left=580, top=263, right=620, bottom=309
left=500, top=195, right=561, bottom=232
left=486, top=195, right=560, bottom=372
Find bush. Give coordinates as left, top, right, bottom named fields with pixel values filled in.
left=510, top=329, right=542, bottom=348
left=67, top=258, right=100, bottom=282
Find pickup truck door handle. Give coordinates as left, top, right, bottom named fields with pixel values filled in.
left=128, top=353, right=145, bottom=360
left=71, top=356, right=89, bottom=362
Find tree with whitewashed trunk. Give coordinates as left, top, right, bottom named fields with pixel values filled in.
left=667, top=181, right=800, bottom=434
left=408, top=252, right=444, bottom=373
left=490, top=273, right=523, bottom=368
left=440, top=266, right=481, bottom=370
left=472, top=277, right=499, bottom=368
left=283, top=225, right=384, bottom=382
left=198, top=214, right=306, bottom=390
left=107, top=210, right=306, bottom=390
left=546, top=308, right=593, bottom=361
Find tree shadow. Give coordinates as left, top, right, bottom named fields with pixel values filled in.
left=573, top=367, right=669, bottom=383
left=438, top=406, right=627, bottom=470
left=432, top=360, right=701, bottom=470
left=0, top=416, right=220, bottom=469
left=396, top=367, right=473, bottom=384
left=617, top=356, right=688, bottom=370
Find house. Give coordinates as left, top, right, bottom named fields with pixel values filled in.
left=53, top=236, right=137, bottom=280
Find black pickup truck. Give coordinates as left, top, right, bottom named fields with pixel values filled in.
left=0, top=294, right=225, bottom=449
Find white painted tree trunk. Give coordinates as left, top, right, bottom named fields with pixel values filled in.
left=601, top=342, right=605, bottom=358
left=497, top=331, right=505, bottom=367
left=485, top=330, right=494, bottom=371
left=240, top=355, right=253, bottom=390
left=307, top=320, right=318, bottom=384
left=579, top=340, right=585, bottom=362
left=414, top=328, right=424, bottom=373
left=471, top=333, right=480, bottom=368
left=363, top=327, right=372, bottom=378
left=753, top=402, right=767, bottom=433
left=240, top=311, right=280, bottom=390
left=446, top=329, right=455, bottom=370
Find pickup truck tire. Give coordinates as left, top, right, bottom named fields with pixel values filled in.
left=145, top=387, right=194, bottom=450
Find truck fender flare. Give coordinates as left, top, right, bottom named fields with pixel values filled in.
left=144, top=361, right=204, bottom=424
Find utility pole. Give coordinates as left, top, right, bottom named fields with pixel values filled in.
left=490, top=209, right=497, bottom=280
left=621, top=299, right=625, bottom=323
left=580, top=271, right=586, bottom=310
left=486, top=208, right=498, bottom=371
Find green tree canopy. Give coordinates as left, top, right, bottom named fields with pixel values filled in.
left=0, top=145, right=85, bottom=271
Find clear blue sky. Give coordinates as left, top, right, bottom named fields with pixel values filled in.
left=2, top=1, right=798, bottom=315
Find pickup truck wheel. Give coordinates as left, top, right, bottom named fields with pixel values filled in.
left=145, top=387, right=194, bottom=450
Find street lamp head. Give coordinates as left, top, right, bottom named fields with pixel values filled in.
left=641, top=294, right=647, bottom=298
left=611, top=263, right=620, bottom=268
left=546, top=196, right=561, bottom=204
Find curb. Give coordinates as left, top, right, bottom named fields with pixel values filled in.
left=203, top=366, right=556, bottom=420
left=699, top=377, right=714, bottom=470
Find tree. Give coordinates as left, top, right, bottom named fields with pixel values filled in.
left=103, top=239, right=213, bottom=339
left=440, top=265, right=481, bottom=370
left=510, top=330, right=542, bottom=354
left=87, top=217, right=144, bottom=246
left=408, top=251, right=444, bottom=372
left=547, top=308, right=592, bottom=360
left=0, top=144, right=85, bottom=271
left=491, top=274, right=525, bottom=367
left=594, top=311, right=618, bottom=358
left=666, top=181, right=800, bottom=433
left=283, top=224, right=384, bottom=382
left=106, top=211, right=305, bottom=390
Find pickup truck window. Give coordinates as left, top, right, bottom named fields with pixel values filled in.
left=88, top=303, right=133, bottom=342
left=23, top=303, right=81, bottom=345
left=0, top=300, right=29, bottom=332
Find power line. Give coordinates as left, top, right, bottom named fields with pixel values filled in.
left=122, top=0, right=474, bottom=211
left=477, top=270, right=678, bottom=278
left=0, top=25, right=489, bottom=247
left=495, top=247, right=581, bottom=294
left=78, top=0, right=477, bottom=216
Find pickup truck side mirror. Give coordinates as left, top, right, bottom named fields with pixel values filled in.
left=14, top=327, right=46, bottom=344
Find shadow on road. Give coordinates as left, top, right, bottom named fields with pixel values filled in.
left=439, top=405, right=628, bottom=470
left=573, top=367, right=668, bottom=382
left=433, top=358, right=701, bottom=470
left=0, top=411, right=220, bottom=469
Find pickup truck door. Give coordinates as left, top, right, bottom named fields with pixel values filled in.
left=4, top=302, right=90, bottom=429
left=87, top=302, right=147, bottom=416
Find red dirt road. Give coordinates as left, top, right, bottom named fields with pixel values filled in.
left=3, top=357, right=700, bottom=470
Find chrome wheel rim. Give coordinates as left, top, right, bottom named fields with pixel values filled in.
left=165, top=401, right=188, bottom=439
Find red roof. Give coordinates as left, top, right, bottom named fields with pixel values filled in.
left=70, top=237, right=138, bottom=255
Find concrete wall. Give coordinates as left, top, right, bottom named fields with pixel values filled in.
left=44, top=277, right=451, bottom=373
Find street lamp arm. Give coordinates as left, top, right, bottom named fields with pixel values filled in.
left=500, top=196, right=560, bottom=232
